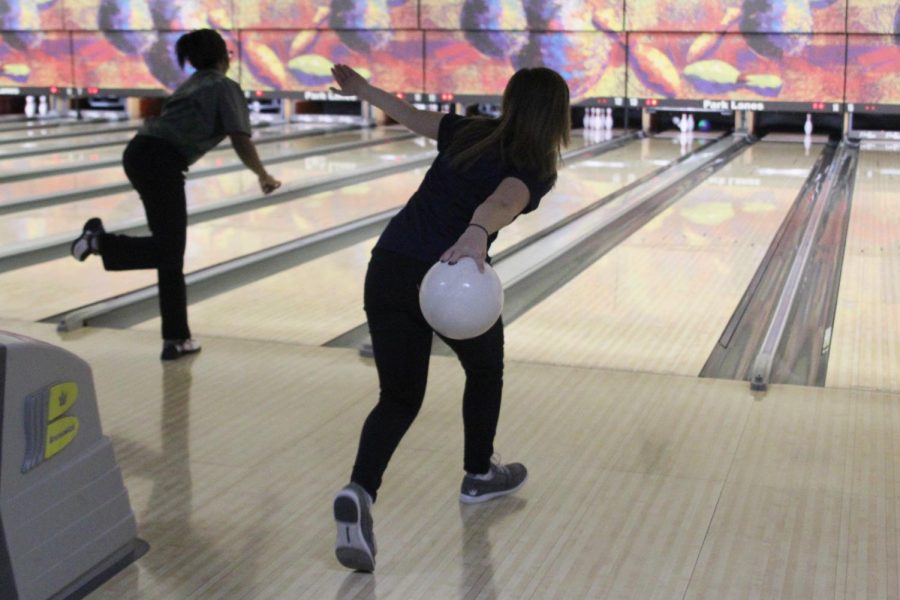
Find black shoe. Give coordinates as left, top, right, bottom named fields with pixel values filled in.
left=70, top=218, right=104, bottom=261
left=161, top=338, right=202, bottom=361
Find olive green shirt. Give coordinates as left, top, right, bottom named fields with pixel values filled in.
left=140, top=69, right=251, bottom=165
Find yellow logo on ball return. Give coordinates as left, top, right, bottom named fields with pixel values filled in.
left=21, top=382, right=81, bottom=473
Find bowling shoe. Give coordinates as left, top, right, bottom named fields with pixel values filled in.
left=161, top=338, right=202, bottom=361
left=70, top=217, right=105, bottom=261
left=459, top=459, right=528, bottom=504
left=334, top=482, right=377, bottom=572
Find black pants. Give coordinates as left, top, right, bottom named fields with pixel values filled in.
left=351, top=249, right=504, bottom=501
left=99, top=135, right=191, bottom=341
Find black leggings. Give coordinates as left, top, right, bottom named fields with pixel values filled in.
left=99, top=135, right=191, bottom=341
left=351, top=249, right=504, bottom=501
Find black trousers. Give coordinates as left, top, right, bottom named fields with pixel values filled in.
left=99, top=135, right=191, bottom=341
left=351, top=249, right=504, bottom=501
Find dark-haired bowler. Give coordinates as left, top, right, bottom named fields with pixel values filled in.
left=70, top=29, right=281, bottom=361
left=328, top=64, right=570, bottom=572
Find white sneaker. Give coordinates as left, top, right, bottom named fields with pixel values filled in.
left=160, top=338, right=201, bottom=361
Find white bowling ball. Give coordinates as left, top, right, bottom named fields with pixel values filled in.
left=419, top=258, right=504, bottom=340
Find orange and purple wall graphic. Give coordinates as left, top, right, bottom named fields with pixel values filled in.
left=239, top=30, right=423, bottom=94
left=0, top=0, right=899, bottom=106
left=626, top=33, right=847, bottom=102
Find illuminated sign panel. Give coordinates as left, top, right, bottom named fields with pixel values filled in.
left=65, top=0, right=234, bottom=30
left=235, top=0, right=416, bottom=30
left=240, top=30, right=423, bottom=93
left=846, top=35, right=900, bottom=105
left=425, top=31, right=626, bottom=102
left=0, top=33, right=74, bottom=89
left=847, top=0, right=899, bottom=33
left=626, top=0, right=845, bottom=33
left=420, top=0, right=624, bottom=32
left=627, top=32, right=845, bottom=103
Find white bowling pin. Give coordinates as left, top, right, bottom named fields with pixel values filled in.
left=37, top=95, right=47, bottom=117
left=680, top=113, right=688, bottom=133
left=687, top=113, right=695, bottom=132
left=24, top=95, right=35, bottom=118
left=605, top=108, right=613, bottom=130
left=804, top=113, right=813, bottom=136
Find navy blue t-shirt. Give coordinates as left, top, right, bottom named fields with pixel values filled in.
left=375, top=113, right=555, bottom=264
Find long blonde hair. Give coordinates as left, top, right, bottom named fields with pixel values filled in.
left=448, top=67, right=570, bottom=182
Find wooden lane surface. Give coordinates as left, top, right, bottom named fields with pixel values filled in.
left=0, top=121, right=338, bottom=176
left=0, top=128, right=410, bottom=208
left=0, top=118, right=136, bottom=142
left=503, top=142, right=825, bottom=377
left=0, top=318, right=896, bottom=598
left=130, top=137, right=688, bottom=346
left=0, top=166, right=431, bottom=322
left=0, top=137, right=434, bottom=248
left=0, top=129, right=134, bottom=158
left=826, top=148, right=900, bottom=393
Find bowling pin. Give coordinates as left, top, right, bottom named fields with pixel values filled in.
left=680, top=113, right=688, bottom=133
left=605, top=108, right=613, bottom=130
left=804, top=113, right=813, bottom=136
left=24, top=95, right=35, bottom=118
left=37, top=95, right=47, bottom=117
left=582, top=107, right=590, bottom=130
left=687, top=113, right=695, bottom=132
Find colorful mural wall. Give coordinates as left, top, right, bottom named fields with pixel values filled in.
left=0, top=0, right=898, bottom=106
left=627, top=33, right=847, bottom=102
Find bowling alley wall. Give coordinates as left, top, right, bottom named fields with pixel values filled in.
left=0, top=0, right=898, bottom=107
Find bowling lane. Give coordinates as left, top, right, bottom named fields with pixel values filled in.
left=826, top=148, right=900, bottom=392
left=0, top=116, right=114, bottom=134
left=491, top=136, right=707, bottom=254
left=0, top=127, right=411, bottom=207
left=130, top=136, right=695, bottom=345
left=0, top=136, right=434, bottom=248
left=503, top=142, right=826, bottom=376
left=0, top=118, right=138, bottom=144
left=0, top=165, right=432, bottom=321
left=0, top=121, right=342, bottom=174
left=0, top=129, right=131, bottom=158
left=0, top=131, right=601, bottom=322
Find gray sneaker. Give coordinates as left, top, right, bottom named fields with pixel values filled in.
left=333, top=483, right=376, bottom=572
left=459, top=461, right=528, bottom=504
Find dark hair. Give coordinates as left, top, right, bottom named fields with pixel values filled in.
left=175, top=29, right=228, bottom=71
left=448, top=67, right=570, bottom=182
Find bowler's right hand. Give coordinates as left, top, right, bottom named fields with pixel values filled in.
left=259, top=173, right=281, bottom=195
